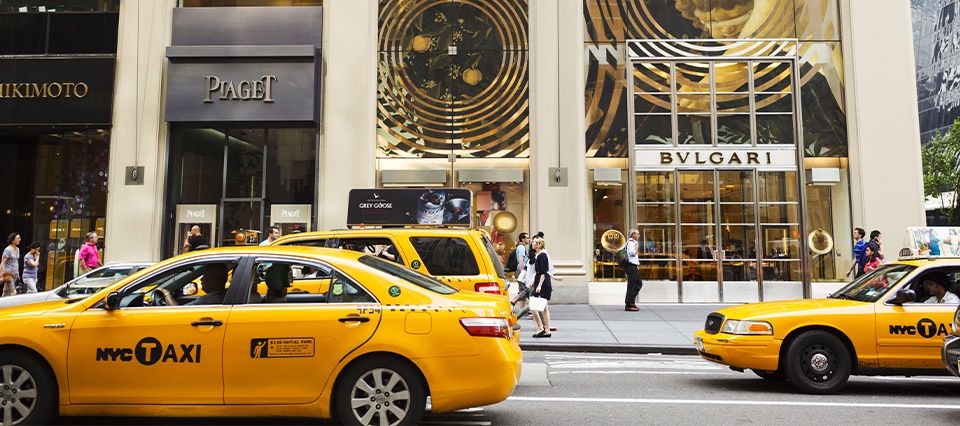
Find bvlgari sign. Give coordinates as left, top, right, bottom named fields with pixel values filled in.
left=637, top=148, right=797, bottom=169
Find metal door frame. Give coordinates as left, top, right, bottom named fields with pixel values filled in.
left=626, top=40, right=809, bottom=302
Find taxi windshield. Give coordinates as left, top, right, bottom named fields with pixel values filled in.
left=829, top=264, right=916, bottom=302
left=358, top=255, right=458, bottom=295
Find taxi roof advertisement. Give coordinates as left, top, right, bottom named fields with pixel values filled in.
left=904, top=226, right=960, bottom=257
left=347, top=189, right=473, bottom=227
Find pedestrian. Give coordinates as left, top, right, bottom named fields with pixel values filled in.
left=869, top=230, right=884, bottom=261
left=530, top=236, right=553, bottom=338
left=508, top=232, right=529, bottom=281
left=845, top=227, right=867, bottom=279
left=78, top=232, right=101, bottom=274
left=1, top=233, right=21, bottom=294
left=509, top=232, right=530, bottom=307
left=624, top=229, right=642, bottom=311
left=183, top=225, right=210, bottom=252
left=863, top=242, right=882, bottom=274
left=259, top=226, right=282, bottom=246
left=22, top=242, right=40, bottom=293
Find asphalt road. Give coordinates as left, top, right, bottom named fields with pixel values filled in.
left=57, top=351, right=960, bottom=425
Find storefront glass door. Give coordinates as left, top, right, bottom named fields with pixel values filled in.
left=165, top=127, right=317, bottom=256
left=638, top=169, right=800, bottom=302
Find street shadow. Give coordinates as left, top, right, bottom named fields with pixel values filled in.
left=691, top=374, right=960, bottom=397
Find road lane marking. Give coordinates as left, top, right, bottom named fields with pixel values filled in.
left=549, top=370, right=735, bottom=375
left=506, top=396, right=960, bottom=410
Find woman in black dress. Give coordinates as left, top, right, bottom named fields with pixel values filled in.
left=531, top=237, right=553, bottom=338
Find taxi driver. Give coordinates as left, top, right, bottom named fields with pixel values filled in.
left=923, top=277, right=960, bottom=305
left=158, top=263, right=229, bottom=306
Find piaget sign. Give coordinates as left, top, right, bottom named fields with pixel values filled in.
left=0, top=82, right=89, bottom=99
left=636, top=148, right=797, bottom=169
left=202, top=75, right=277, bottom=103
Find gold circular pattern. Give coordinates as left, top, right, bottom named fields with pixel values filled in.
left=492, top=211, right=517, bottom=234
left=601, top=229, right=627, bottom=253
left=378, top=0, right=529, bottom=158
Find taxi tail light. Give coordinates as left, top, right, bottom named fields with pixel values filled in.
left=474, top=282, right=501, bottom=295
left=460, top=317, right=511, bottom=339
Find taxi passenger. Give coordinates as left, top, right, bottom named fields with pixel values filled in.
left=262, top=263, right=290, bottom=303
left=158, top=263, right=229, bottom=305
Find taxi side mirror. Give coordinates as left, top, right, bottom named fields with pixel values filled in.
left=104, top=292, right=121, bottom=310
left=889, top=288, right=917, bottom=305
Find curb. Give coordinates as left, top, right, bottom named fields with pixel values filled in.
left=520, top=343, right=697, bottom=355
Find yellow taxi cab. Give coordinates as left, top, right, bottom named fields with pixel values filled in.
left=695, top=257, right=960, bottom=394
left=0, top=246, right=521, bottom=425
left=272, top=228, right=509, bottom=296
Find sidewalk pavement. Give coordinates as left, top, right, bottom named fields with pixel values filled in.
left=517, top=304, right=732, bottom=355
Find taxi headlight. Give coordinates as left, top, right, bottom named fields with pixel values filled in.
left=720, top=320, right=774, bottom=335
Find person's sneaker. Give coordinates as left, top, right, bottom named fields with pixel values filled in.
left=625, top=305, right=640, bottom=312
left=549, top=327, right=558, bottom=332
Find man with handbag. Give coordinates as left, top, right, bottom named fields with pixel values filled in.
left=623, top=229, right=642, bottom=311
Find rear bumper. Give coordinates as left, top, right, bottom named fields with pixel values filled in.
left=694, top=330, right=782, bottom=371
left=942, top=335, right=960, bottom=377
left=422, top=336, right=522, bottom=413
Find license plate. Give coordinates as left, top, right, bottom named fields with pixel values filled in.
left=694, top=336, right=704, bottom=352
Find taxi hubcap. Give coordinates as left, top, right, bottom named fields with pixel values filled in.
left=350, top=368, right=411, bottom=426
left=810, top=353, right=829, bottom=372
left=0, top=365, right=36, bottom=426
left=800, top=344, right=836, bottom=382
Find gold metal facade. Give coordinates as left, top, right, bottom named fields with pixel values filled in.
left=585, top=0, right=847, bottom=158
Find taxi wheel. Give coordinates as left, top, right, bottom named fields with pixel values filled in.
left=0, top=351, right=56, bottom=425
left=784, top=331, right=851, bottom=394
left=336, top=357, right=426, bottom=426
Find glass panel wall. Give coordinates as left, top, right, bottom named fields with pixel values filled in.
left=0, top=129, right=109, bottom=289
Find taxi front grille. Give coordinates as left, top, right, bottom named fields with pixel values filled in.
left=704, top=313, right=724, bottom=334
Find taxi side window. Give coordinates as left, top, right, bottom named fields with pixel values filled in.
left=287, top=238, right=337, bottom=249
left=326, top=271, right=377, bottom=304
left=409, top=237, right=479, bottom=275
left=114, top=261, right=237, bottom=308
left=247, top=260, right=374, bottom=304
left=337, top=237, right=404, bottom=265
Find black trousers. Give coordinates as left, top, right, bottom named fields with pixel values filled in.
left=624, top=263, right=643, bottom=306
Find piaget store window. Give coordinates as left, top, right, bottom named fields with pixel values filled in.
left=165, top=127, right=317, bottom=256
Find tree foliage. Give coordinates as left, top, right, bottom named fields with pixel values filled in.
left=922, top=118, right=960, bottom=224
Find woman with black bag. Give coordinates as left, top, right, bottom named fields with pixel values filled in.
left=530, top=236, right=554, bottom=338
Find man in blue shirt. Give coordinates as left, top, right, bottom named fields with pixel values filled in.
left=846, top=227, right=867, bottom=279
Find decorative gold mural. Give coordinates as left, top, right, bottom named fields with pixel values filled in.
left=585, top=0, right=847, bottom=157
left=378, top=0, right=529, bottom=158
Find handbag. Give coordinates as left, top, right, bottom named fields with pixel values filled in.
left=529, top=296, right=548, bottom=312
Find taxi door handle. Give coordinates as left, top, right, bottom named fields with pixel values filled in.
left=191, top=320, right=223, bottom=327
left=338, top=316, right=370, bottom=323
